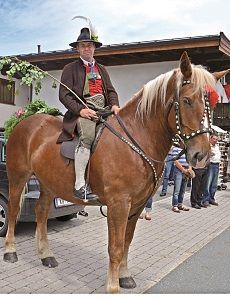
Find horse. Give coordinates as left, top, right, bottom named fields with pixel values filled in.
left=3, top=52, right=225, bottom=293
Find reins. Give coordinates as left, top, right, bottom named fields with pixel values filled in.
left=100, top=114, right=163, bottom=187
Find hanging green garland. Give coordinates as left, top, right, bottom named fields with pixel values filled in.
left=0, top=56, right=50, bottom=94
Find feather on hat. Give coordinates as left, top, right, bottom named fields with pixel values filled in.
left=69, top=16, right=102, bottom=48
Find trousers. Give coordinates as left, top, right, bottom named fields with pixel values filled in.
left=190, top=167, right=208, bottom=206
left=76, top=117, right=96, bottom=149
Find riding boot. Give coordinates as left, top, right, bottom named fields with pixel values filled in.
left=73, top=146, right=99, bottom=202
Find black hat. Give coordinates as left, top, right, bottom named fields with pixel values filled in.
left=69, top=27, right=102, bottom=48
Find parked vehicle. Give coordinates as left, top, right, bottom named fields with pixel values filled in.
left=0, top=132, right=83, bottom=237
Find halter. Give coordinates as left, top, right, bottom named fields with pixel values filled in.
left=173, top=79, right=213, bottom=150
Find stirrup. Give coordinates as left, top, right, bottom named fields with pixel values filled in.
left=73, top=185, right=99, bottom=202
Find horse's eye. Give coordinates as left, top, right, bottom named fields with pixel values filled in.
left=183, top=97, right=191, bottom=106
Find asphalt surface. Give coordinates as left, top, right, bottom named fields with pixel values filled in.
left=145, top=226, right=230, bottom=294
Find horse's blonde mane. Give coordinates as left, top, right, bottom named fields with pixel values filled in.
left=137, top=64, right=216, bottom=120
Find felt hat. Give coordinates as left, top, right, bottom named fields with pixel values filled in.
left=69, top=16, right=102, bottom=48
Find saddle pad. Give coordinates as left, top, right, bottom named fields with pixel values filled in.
left=60, top=137, right=79, bottom=160
left=60, top=123, right=105, bottom=160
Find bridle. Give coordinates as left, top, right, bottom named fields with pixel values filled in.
left=101, top=79, right=213, bottom=185
left=171, top=79, right=213, bottom=158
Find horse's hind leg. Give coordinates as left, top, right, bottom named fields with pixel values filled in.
left=4, top=174, right=30, bottom=263
left=35, top=184, right=58, bottom=268
left=119, top=213, right=140, bottom=289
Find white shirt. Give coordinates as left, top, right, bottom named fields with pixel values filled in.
left=210, top=144, right=221, bottom=163
left=216, top=81, right=229, bottom=103
left=80, top=56, right=95, bottom=67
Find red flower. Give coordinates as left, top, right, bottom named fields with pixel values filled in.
left=15, top=108, right=25, bottom=118
left=205, top=85, right=219, bottom=108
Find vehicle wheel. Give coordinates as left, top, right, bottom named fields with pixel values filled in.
left=0, top=197, right=8, bottom=237
left=56, top=213, right=77, bottom=221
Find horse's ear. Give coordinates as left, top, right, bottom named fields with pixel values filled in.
left=212, top=69, right=230, bottom=81
left=180, top=51, right=192, bottom=79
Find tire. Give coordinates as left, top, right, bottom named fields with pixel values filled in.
left=55, top=213, right=76, bottom=221
left=0, top=197, right=8, bottom=237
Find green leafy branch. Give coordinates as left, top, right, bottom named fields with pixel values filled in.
left=0, top=57, right=48, bottom=95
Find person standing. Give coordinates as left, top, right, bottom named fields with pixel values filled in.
left=171, top=146, right=192, bottom=213
left=139, top=196, right=153, bottom=220
left=160, top=146, right=174, bottom=196
left=57, top=18, right=120, bottom=202
left=190, top=162, right=209, bottom=209
left=202, top=134, right=221, bottom=206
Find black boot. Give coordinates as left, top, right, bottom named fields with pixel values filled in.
left=74, top=185, right=99, bottom=202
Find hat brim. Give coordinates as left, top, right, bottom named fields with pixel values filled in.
left=69, top=40, right=102, bottom=48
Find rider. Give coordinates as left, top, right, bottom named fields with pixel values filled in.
left=57, top=21, right=120, bottom=202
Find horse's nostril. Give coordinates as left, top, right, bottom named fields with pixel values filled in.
left=194, top=152, right=204, bottom=162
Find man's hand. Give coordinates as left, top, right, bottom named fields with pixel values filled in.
left=80, top=108, right=98, bottom=120
left=111, top=105, right=121, bottom=115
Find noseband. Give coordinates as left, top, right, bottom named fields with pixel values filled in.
left=173, top=79, right=213, bottom=149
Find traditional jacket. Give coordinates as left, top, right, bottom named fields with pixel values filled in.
left=57, top=59, right=119, bottom=143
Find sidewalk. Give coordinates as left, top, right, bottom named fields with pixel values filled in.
left=0, top=183, right=229, bottom=294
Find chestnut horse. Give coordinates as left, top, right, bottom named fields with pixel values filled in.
left=3, top=52, right=223, bottom=293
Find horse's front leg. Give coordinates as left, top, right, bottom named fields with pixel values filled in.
left=119, top=207, right=143, bottom=289
left=35, top=185, right=58, bottom=268
left=106, top=202, right=131, bottom=293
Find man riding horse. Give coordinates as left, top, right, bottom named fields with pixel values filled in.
left=57, top=17, right=120, bottom=202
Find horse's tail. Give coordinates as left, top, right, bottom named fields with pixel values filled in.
left=16, top=186, right=26, bottom=222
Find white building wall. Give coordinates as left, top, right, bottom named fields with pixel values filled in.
left=32, top=70, right=64, bottom=111
left=0, top=60, right=178, bottom=127
left=107, top=60, right=178, bottom=106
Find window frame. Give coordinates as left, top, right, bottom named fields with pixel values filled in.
left=0, top=78, right=15, bottom=105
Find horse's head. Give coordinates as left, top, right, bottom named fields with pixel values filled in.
left=136, top=52, right=228, bottom=168
left=168, top=52, right=228, bottom=167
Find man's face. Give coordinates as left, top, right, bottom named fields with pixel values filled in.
left=210, top=135, right=218, bottom=145
left=77, top=42, right=95, bottom=62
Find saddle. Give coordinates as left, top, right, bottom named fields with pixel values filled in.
left=60, top=110, right=113, bottom=160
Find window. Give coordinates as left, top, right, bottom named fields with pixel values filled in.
left=0, top=78, right=15, bottom=105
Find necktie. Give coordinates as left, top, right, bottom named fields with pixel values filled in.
left=88, top=63, right=96, bottom=82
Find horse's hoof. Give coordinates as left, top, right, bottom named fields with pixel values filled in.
left=3, top=252, right=18, bottom=263
left=41, top=256, right=58, bottom=268
left=119, top=276, right=136, bottom=289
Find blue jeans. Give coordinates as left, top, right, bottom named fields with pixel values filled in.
left=161, top=155, right=174, bottom=193
left=202, top=163, right=219, bottom=203
left=145, top=196, right=153, bottom=212
left=172, top=167, right=187, bottom=207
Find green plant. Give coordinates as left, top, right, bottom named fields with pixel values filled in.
left=4, top=99, right=62, bottom=140
left=0, top=57, right=50, bottom=95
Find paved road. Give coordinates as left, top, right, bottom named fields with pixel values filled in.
left=0, top=183, right=229, bottom=293
left=145, top=226, right=230, bottom=294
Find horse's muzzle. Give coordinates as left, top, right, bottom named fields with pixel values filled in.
left=188, top=151, right=209, bottom=168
